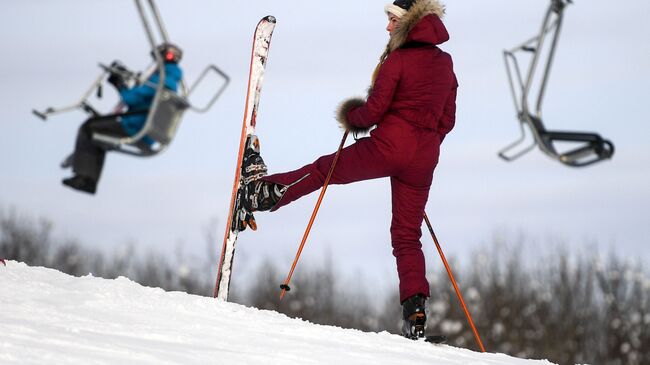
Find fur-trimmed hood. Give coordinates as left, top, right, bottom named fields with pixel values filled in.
left=387, top=0, right=448, bottom=53
left=336, top=0, right=453, bottom=137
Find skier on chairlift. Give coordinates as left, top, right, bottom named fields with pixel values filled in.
left=61, top=43, right=183, bottom=194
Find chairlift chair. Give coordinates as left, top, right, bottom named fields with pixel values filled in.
left=33, top=0, right=230, bottom=157
left=498, top=0, right=614, bottom=167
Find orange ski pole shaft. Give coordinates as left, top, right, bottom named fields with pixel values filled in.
left=423, top=213, right=486, bottom=352
left=279, top=130, right=349, bottom=300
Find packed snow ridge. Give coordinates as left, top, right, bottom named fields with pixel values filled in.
left=0, top=261, right=557, bottom=365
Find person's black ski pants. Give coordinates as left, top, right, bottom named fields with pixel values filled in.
left=71, top=117, right=127, bottom=183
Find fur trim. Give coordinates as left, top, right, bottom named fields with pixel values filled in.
left=385, top=4, right=407, bottom=18
left=335, top=97, right=370, bottom=134
left=388, top=0, right=445, bottom=53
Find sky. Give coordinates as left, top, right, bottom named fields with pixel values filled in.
left=0, top=261, right=556, bottom=364
left=1, top=0, right=649, bottom=298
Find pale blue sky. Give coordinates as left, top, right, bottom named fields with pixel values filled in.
left=1, top=1, right=649, bottom=295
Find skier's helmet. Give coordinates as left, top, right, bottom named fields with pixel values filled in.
left=152, top=43, right=183, bottom=63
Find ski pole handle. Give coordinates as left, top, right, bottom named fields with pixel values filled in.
left=279, top=130, right=349, bottom=299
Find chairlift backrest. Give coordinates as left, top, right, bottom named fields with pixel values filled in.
left=146, top=89, right=189, bottom=145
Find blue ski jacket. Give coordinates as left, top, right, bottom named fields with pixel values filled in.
left=119, top=63, right=183, bottom=144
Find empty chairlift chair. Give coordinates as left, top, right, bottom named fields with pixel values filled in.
left=498, top=0, right=614, bottom=167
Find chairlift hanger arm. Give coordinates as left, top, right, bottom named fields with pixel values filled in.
left=94, top=0, right=168, bottom=149
left=32, top=1, right=167, bottom=125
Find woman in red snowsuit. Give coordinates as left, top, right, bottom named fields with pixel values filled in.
left=245, top=0, right=457, bottom=336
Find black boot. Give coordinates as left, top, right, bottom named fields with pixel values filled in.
left=241, top=135, right=268, bottom=184
left=62, top=175, right=97, bottom=194
left=243, top=179, right=287, bottom=212
left=233, top=200, right=258, bottom=232
left=401, top=294, right=427, bottom=340
left=234, top=180, right=286, bottom=232
left=234, top=134, right=277, bottom=232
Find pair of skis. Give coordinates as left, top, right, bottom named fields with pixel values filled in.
left=213, top=16, right=276, bottom=301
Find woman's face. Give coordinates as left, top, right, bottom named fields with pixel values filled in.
left=386, top=13, right=400, bottom=34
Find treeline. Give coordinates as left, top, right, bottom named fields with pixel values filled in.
left=1, top=208, right=648, bottom=365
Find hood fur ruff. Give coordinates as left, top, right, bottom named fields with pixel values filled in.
left=334, top=0, right=446, bottom=136
left=387, top=0, right=446, bottom=53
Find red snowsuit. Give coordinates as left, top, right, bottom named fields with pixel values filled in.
left=263, top=5, right=457, bottom=303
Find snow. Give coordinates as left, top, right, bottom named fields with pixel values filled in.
left=0, top=261, right=556, bottom=365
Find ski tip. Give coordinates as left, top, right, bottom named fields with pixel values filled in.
left=263, top=15, right=276, bottom=23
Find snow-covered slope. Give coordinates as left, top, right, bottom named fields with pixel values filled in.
left=0, top=261, right=556, bottom=365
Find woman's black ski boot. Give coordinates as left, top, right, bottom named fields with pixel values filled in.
left=241, top=135, right=268, bottom=184
left=243, top=180, right=287, bottom=212
left=239, top=134, right=288, bottom=214
left=401, top=294, right=427, bottom=340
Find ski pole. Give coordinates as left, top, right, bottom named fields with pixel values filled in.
left=423, top=213, right=486, bottom=352
left=279, top=130, right=349, bottom=300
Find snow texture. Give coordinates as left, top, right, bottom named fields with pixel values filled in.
left=0, top=261, right=557, bottom=365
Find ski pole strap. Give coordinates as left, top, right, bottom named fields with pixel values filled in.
left=423, top=212, right=486, bottom=352
left=279, top=130, right=349, bottom=300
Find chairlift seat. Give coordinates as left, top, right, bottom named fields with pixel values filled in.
left=89, top=89, right=190, bottom=157
left=523, top=113, right=614, bottom=167
left=499, top=0, right=614, bottom=167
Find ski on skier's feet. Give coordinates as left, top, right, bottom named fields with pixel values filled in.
left=401, top=332, right=447, bottom=344
left=424, top=334, right=448, bottom=344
